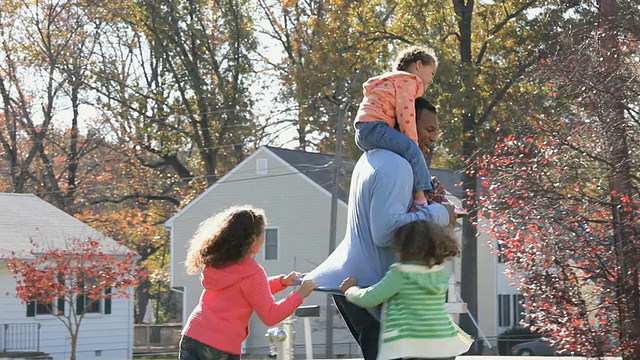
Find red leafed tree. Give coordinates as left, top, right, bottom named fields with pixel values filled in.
left=4, top=238, right=142, bottom=360
left=475, top=14, right=639, bottom=357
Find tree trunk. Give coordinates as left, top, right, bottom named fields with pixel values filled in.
left=454, top=0, right=481, bottom=347
left=70, top=332, right=78, bottom=360
left=598, top=0, right=640, bottom=357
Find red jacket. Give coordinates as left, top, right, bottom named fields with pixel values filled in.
left=182, top=256, right=303, bottom=354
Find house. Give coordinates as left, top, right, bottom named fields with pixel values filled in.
left=165, top=146, right=358, bottom=357
left=166, top=146, right=511, bottom=356
left=0, top=193, right=135, bottom=360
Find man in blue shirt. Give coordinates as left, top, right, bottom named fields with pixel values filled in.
left=307, top=98, right=454, bottom=360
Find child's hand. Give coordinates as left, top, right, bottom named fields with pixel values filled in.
left=281, top=272, right=303, bottom=287
left=340, top=277, right=358, bottom=293
left=296, top=280, right=317, bottom=298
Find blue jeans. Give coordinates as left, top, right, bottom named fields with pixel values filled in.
left=355, top=121, right=434, bottom=193
left=179, top=336, right=240, bottom=360
left=333, top=294, right=380, bottom=360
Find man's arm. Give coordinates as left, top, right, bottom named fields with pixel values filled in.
left=370, top=165, right=450, bottom=248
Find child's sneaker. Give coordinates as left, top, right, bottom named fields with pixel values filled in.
left=411, top=199, right=428, bottom=212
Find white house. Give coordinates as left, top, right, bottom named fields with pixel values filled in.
left=0, top=193, right=135, bottom=360
left=166, top=146, right=515, bottom=356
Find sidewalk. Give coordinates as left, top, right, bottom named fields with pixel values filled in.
left=316, top=357, right=622, bottom=360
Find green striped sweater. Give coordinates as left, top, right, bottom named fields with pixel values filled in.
left=345, top=263, right=471, bottom=359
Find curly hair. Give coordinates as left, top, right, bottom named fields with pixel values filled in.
left=185, top=205, right=266, bottom=274
left=393, top=220, right=460, bottom=266
left=394, top=45, right=439, bottom=72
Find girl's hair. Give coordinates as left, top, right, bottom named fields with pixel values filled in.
left=393, top=220, right=460, bottom=266
left=185, top=205, right=266, bottom=274
left=395, top=45, right=439, bottom=71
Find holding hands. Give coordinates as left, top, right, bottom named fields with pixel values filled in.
left=282, top=272, right=317, bottom=298
left=281, top=271, right=303, bottom=286
left=340, top=277, right=358, bottom=293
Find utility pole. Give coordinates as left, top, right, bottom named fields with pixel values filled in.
left=325, top=97, right=350, bottom=358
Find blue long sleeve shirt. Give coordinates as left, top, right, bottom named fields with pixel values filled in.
left=306, top=149, right=449, bottom=300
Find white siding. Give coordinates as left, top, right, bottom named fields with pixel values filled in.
left=476, top=219, right=498, bottom=345
left=170, top=149, right=354, bottom=356
left=0, top=265, right=134, bottom=360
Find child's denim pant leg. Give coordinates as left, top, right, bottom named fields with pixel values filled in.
left=355, top=121, right=434, bottom=193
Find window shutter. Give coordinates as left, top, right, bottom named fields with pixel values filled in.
left=26, top=301, right=35, bottom=317
left=104, top=288, right=112, bottom=315
left=76, top=280, right=85, bottom=315
left=57, top=273, right=65, bottom=315
left=57, top=297, right=65, bottom=315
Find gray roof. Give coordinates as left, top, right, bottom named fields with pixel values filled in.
left=430, top=168, right=464, bottom=199
left=266, top=146, right=464, bottom=204
left=266, top=146, right=351, bottom=203
left=0, top=193, right=130, bottom=257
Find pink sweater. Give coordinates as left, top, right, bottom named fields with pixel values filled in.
left=354, top=71, right=424, bottom=144
left=182, top=256, right=303, bottom=354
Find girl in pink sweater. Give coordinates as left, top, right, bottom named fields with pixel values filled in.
left=179, top=205, right=316, bottom=360
left=354, top=45, right=438, bottom=210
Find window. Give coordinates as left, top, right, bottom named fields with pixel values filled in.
left=264, top=228, right=278, bottom=260
left=498, top=294, right=512, bottom=327
left=514, top=294, right=525, bottom=324
left=256, top=158, right=268, bottom=175
left=497, top=241, right=506, bottom=263
left=76, top=277, right=111, bottom=315
left=27, top=273, right=65, bottom=317
left=36, top=301, right=54, bottom=315
left=499, top=294, right=526, bottom=327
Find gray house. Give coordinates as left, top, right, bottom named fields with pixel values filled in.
left=166, top=146, right=503, bottom=356
left=166, top=146, right=358, bottom=357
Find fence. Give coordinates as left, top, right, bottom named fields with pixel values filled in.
left=134, top=323, right=182, bottom=352
left=2, top=323, right=41, bottom=352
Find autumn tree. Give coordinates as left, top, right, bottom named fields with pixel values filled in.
left=4, top=237, right=142, bottom=360
left=0, top=0, right=106, bottom=212
left=257, top=0, right=399, bottom=157
left=476, top=1, right=639, bottom=357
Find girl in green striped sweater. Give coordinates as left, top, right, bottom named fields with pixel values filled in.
left=340, top=220, right=472, bottom=360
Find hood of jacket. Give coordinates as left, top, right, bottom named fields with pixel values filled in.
left=201, top=256, right=262, bottom=291
left=391, top=263, right=449, bottom=293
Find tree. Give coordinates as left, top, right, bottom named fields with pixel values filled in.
left=379, top=0, right=551, bottom=342
left=4, top=237, right=142, bottom=360
left=257, top=0, right=393, bottom=156
left=0, top=0, right=105, bottom=212
left=475, top=1, right=639, bottom=355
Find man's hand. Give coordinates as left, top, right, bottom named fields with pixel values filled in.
left=441, top=203, right=458, bottom=227
left=340, top=277, right=358, bottom=293
left=281, top=272, right=303, bottom=287
left=431, top=176, right=446, bottom=195
left=296, top=280, right=317, bottom=298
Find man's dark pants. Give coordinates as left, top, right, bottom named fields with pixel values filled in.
left=332, top=294, right=380, bottom=360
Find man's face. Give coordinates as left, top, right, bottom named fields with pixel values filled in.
left=416, top=109, right=439, bottom=156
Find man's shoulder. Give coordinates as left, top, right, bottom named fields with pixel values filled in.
left=357, top=149, right=412, bottom=173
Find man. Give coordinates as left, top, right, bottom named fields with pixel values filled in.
left=307, top=98, right=454, bottom=359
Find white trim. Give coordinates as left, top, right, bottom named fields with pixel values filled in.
left=263, top=227, right=279, bottom=261
left=170, top=225, right=175, bottom=287
left=182, top=287, right=188, bottom=327
left=391, top=263, right=445, bottom=273
left=128, top=286, right=134, bottom=360
left=263, top=147, right=349, bottom=209
left=164, top=147, right=271, bottom=227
